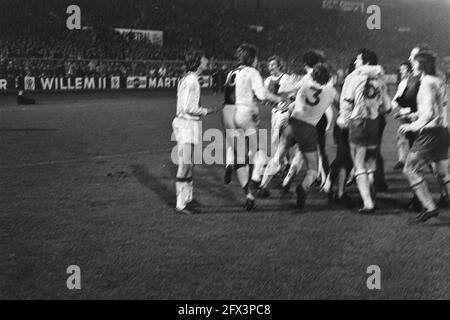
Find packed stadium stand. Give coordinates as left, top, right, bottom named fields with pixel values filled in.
left=1, top=0, right=449, bottom=78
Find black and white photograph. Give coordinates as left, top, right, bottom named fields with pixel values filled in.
left=0, top=0, right=449, bottom=303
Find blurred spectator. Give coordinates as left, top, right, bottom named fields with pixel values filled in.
left=0, top=0, right=449, bottom=78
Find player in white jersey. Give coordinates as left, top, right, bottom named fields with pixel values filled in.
left=260, top=63, right=337, bottom=209
left=337, top=49, right=391, bottom=214
left=259, top=51, right=333, bottom=197
left=172, top=50, right=214, bottom=215
left=221, top=43, right=283, bottom=210
left=265, top=56, right=292, bottom=151
left=254, top=55, right=303, bottom=196
left=399, top=51, right=450, bottom=223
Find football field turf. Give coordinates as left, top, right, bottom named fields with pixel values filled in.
left=0, top=91, right=449, bottom=299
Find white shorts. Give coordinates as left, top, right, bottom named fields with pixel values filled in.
left=222, top=104, right=237, bottom=129
left=172, top=117, right=202, bottom=145
left=234, top=105, right=259, bottom=136
left=271, top=108, right=290, bottom=134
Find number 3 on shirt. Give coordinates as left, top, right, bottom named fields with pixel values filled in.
left=305, top=86, right=322, bottom=106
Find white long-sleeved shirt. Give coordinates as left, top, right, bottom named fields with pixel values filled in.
left=176, top=72, right=207, bottom=120
left=338, top=65, right=390, bottom=127
left=235, top=66, right=269, bottom=112
left=408, top=74, right=448, bottom=131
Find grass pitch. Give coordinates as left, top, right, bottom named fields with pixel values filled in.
left=0, top=91, right=449, bottom=299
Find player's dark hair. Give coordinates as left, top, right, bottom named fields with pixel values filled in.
left=357, top=48, right=378, bottom=66
left=400, top=60, right=412, bottom=72
left=185, top=50, right=205, bottom=72
left=311, top=63, right=331, bottom=86
left=415, top=51, right=437, bottom=76
left=414, top=43, right=431, bottom=53
left=303, top=50, right=325, bottom=68
left=268, top=55, right=283, bottom=69
left=236, top=43, right=258, bottom=67
left=348, top=57, right=356, bottom=74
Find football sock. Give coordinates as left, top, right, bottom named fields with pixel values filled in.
left=176, top=178, right=189, bottom=210
left=412, top=180, right=436, bottom=212
left=186, top=177, right=193, bottom=203
left=355, top=172, right=374, bottom=209
left=321, top=174, right=332, bottom=193
left=236, top=165, right=249, bottom=189
left=251, top=150, right=267, bottom=183
left=226, top=144, right=234, bottom=166
left=260, top=158, right=280, bottom=189
left=302, top=169, right=317, bottom=192
left=282, top=152, right=303, bottom=187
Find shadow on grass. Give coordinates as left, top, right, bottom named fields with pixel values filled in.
left=131, top=163, right=175, bottom=208
left=426, top=215, right=450, bottom=228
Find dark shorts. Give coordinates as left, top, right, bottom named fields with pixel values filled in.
left=349, top=118, right=379, bottom=147
left=410, top=127, right=450, bottom=162
left=289, top=117, right=318, bottom=153
left=405, top=131, right=418, bottom=148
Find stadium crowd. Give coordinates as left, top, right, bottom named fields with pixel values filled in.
left=1, top=0, right=449, bottom=78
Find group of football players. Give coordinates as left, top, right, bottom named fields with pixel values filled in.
left=172, top=43, right=449, bottom=224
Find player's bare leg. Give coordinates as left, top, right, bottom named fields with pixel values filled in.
left=222, top=105, right=237, bottom=184
left=366, top=148, right=378, bottom=200
left=434, top=159, right=450, bottom=208
left=403, top=152, right=439, bottom=223
left=296, top=151, right=318, bottom=209
left=234, top=131, right=258, bottom=210
left=322, top=172, right=332, bottom=194
left=251, top=149, right=268, bottom=188
left=259, top=126, right=294, bottom=196
left=395, top=132, right=409, bottom=170
left=346, top=167, right=355, bottom=186
left=317, top=150, right=327, bottom=187
left=176, top=143, right=195, bottom=214
left=351, top=144, right=375, bottom=213
left=281, top=147, right=303, bottom=193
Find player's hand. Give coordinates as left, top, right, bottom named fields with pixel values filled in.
left=391, top=101, right=399, bottom=111
left=205, top=106, right=218, bottom=115
left=394, top=112, right=410, bottom=121
left=398, top=124, right=410, bottom=135
left=336, top=117, right=346, bottom=129
left=393, top=112, right=402, bottom=120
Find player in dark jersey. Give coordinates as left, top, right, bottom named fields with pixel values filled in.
left=221, top=44, right=282, bottom=210
left=222, top=66, right=242, bottom=184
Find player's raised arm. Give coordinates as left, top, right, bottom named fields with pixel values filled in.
left=277, top=76, right=305, bottom=98
left=251, top=68, right=282, bottom=103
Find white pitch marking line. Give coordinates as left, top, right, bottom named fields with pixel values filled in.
left=0, top=149, right=172, bottom=170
